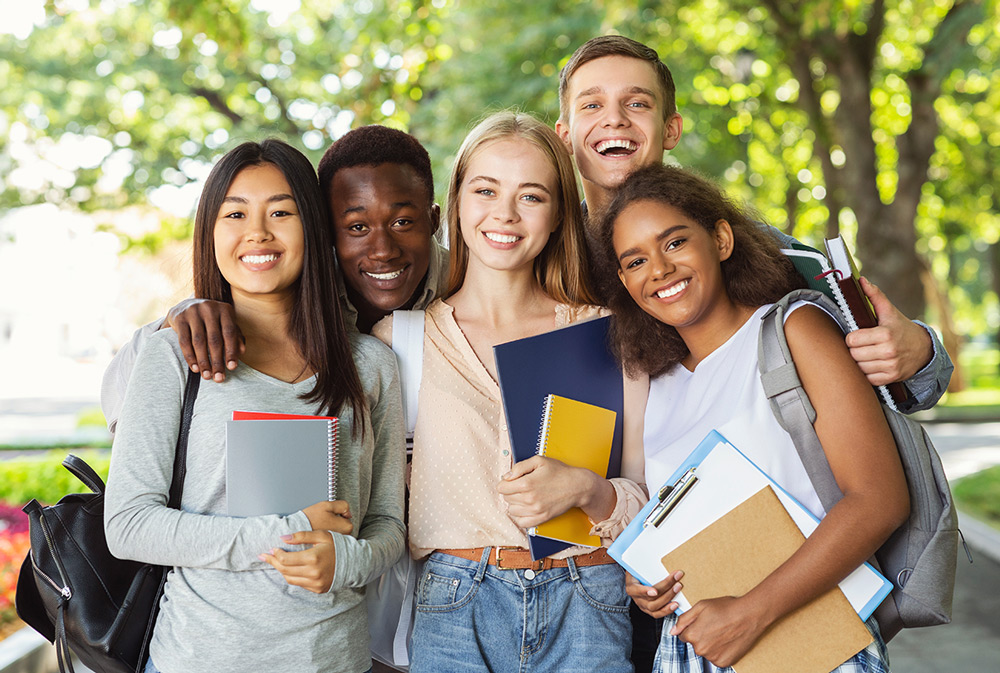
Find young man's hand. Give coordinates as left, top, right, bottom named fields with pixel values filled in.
left=844, top=277, right=933, bottom=386
left=166, top=298, right=245, bottom=381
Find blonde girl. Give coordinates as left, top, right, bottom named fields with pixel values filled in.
left=373, top=112, right=645, bottom=672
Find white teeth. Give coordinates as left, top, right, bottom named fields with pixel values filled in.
left=241, top=254, right=278, bottom=264
left=596, top=139, right=638, bottom=154
left=656, top=279, right=689, bottom=299
left=484, top=232, right=520, bottom=244
left=366, top=269, right=404, bottom=280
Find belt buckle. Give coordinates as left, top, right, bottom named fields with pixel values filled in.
left=495, top=546, right=522, bottom=570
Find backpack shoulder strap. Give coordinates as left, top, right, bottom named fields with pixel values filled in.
left=757, top=289, right=849, bottom=511
left=391, top=309, right=425, bottom=436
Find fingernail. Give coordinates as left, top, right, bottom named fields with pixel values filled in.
left=258, top=553, right=267, bottom=561
left=669, top=627, right=679, bottom=636
left=202, top=371, right=211, bottom=380
left=214, top=372, right=224, bottom=382
left=675, top=570, right=684, bottom=579
left=674, top=582, right=683, bottom=592
left=647, top=589, right=658, bottom=597
left=228, top=360, right=237, bottom=369
left=191, top=364, right=200, bottom=373
left=502, top=472, right=512, bottom=480
left=279, top=534, right=293, bottom=542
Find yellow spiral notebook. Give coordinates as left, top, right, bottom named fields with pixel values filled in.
left=528, top=395, right=616, bottom=546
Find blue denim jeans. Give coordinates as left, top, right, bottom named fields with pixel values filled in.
left=410, top=548, right=633, bottom=673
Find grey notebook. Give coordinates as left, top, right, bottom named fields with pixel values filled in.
left=225, top=418, right=337, bottom=516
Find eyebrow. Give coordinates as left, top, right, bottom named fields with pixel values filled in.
left=342, top=200, right=419, bottom=216
left=617, top=224, right=688, bottom=262
left=223, top=193, right=295, bottom=204
left=576, top=85, right=657, bottom=101
left=469, top=175, right=552, bottom=195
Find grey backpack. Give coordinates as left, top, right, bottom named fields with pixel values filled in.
left=757, top=289, right=965, bottom=641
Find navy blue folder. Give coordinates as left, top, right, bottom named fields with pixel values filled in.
left=493, top=315, right=624, bottom=559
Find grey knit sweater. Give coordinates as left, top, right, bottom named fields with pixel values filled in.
left=105, top=329, right=405, bottom=673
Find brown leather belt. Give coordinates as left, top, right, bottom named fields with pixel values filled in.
left=435, top=546, right=614, bottom=571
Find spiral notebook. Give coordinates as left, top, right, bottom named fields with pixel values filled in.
left=226, top=412, right=338, bottom=516
left=781, top=240, right=909, bottom=411
left=527, top=395, right=616, bottom=547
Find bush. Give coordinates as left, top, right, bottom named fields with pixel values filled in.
left=1, top=504, right=31, bottom=628
left=0, top=451, right=111, bottom=507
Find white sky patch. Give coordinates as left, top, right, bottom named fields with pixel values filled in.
left=251, top=0, right=301, bottom=26
left=0, top=0, right=45, bottom=40
left=148, top=180, right=204, bottom=218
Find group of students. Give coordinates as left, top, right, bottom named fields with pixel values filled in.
left=101, top=35, right=952, bottom=673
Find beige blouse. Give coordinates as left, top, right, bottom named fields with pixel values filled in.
left=373, top=298, right=646, bottom=560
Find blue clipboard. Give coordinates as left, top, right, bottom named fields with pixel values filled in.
left=609, top=430, right=891, bottom=620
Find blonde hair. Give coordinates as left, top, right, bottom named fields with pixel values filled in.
left=444, top=111, right=596, bottom=305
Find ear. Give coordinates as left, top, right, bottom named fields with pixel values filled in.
left=662, top=113, right=683, bottom=151
left=554, top=118, right=575, bottom=155
left=714, top=219, right=734, bottom=261
left=618, top=266, right=627, bottom=287
left=429, top=203, right=441, bottom=236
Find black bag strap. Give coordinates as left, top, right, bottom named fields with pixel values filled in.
left=168, top=370, right=201, bottom=509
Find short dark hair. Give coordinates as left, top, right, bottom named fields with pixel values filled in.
left=317, top=125, right=435, bottom=205
left=193, top=139, right=367, bottom=427
left=596, top=164, right=804, bottom=377
left=559, top=35, right=677, bottom=122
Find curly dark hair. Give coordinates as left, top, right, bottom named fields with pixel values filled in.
left=596, top=164, right=804, bottom=378
left=317, top=125, right=434, bottom=207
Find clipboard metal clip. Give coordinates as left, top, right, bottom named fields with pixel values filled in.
left=643, top=467, right=698, bottom=529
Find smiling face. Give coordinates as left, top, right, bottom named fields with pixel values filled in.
left=330, top=163, right=439, bottom=324
left=556, top=55, right=682, bottom=210
left=457, top=138, right=560, bottom=275
left=613, top=199, right=733, bottom=334
left=213, top=162, right=304, bottom=304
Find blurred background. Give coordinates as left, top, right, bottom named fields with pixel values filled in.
left=1, top=0, right=998, bottom=668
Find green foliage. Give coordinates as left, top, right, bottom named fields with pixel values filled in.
left=0, top=452, right=111, bottom=507
left=953, top=464, right=1000, bottom=530
left=76, top=406, right=110, bottom=429
left=1, top=0, right=997, bottom=338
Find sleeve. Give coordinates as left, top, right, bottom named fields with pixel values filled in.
left=590, top=477, right=648, bottom=544
left=899, top=321, right=953, bottom=413
left=328, top=344, right=407, bottom=591
left=101, top=317, right=164, bottom=434
left=104, top=333, right=312, bottom=571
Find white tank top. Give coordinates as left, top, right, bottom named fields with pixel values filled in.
left=643, top=302, right=829, bottom=519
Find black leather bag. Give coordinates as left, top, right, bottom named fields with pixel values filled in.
left=15, top=371, right=200, bottom=673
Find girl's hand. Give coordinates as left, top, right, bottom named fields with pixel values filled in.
left=626, top=570, right=683, bottom=618
left=498, top=456, right=610, bottom=528
left=260, top=530, right=337, bottom=593
left=302, top=500, right=352, bottom=534
left=669, top=595, right=768, bottom=669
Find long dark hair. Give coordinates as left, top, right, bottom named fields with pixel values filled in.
left=193, top=139, right=366, bottom=426
left=597, top=164, right=805, bottom=377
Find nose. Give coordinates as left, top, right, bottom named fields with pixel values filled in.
left=650, top=250, right=673, bottom=279
left=243, top=212, right=273, bottom=243
left=601, top=102, right=630, bottom=129
left=491, top=194, right=519, bottom=224
left=368, top=226, right=402, bottom=261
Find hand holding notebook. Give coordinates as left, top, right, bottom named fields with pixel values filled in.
left=526, top=395, right=616, bottom=547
